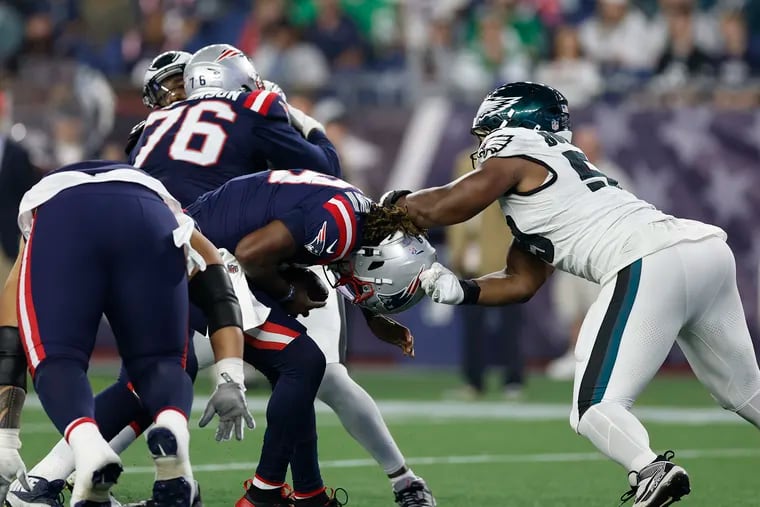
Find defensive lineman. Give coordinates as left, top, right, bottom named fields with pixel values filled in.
left=384, top=82, right=760, bottom=506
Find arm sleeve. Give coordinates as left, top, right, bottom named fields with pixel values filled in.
left=246, top=97, right=342, bottom=178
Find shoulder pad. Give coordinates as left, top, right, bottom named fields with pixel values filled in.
left=239, top=90, right=288, bottom=121
left=477, top=127, right=567, bottom=165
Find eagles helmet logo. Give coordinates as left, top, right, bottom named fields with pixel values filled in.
left=474, top=96, right=523, bottom=126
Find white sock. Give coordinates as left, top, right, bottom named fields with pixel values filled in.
left=317, top=363, right=406, bottom=475
left=577, top=402, right=657, bottom=475
left=66, top=419, right=121, bottom=504
left=22, top=438, right=74, bottom=487
left=252, top=476, right=282, bottom=490
left=152, top=409, right=193, bottom=482
left=390, top=468, right=419, bottom=490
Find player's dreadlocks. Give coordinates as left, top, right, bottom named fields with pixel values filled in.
left=362, top=204, right=427, bottom=246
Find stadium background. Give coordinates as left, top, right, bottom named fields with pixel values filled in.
left=0, top=0, right=759, bottom=369
left=3, top=2, right=760, bottom=506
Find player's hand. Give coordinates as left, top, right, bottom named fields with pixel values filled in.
left=0, top=430, right=30, bottom=505
left=287, top=104, right=325, bottom=138
left=263, top=80, right=287, bottom=102
left=284, top=286, right=326, bottom=318
left=362, top=309, right=415, bottom=358
left=420, top=262, right=464, bottom=304
left=199, top=381, right=255, bottom=442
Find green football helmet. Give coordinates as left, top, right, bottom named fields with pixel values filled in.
left=471, top=82, right=572, bottom=140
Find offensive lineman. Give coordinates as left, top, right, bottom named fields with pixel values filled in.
left=383, top=82, right=760, bottom=507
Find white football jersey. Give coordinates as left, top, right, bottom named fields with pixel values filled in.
left=477, top=127, right=726, bottom=283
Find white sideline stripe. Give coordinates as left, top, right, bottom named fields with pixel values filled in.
left=21, top=396, right=746, bottom=434
left=121, top=448, right=760, bottom=475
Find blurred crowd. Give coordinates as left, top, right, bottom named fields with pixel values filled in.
left=0, top=0, right=757, bottom=108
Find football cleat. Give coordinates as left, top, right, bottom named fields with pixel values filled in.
left=620, top=451, right=690, bottom=507
left=393, top=478, right=436, bottom=507
left=5, top=477, right=66, bottom=507
left=65, top=472, right=122, bottom=507
left=293, top=488, right=347, bottom=507
left=235, top=480, right=293, bottom=507
left=122, top=480, right=201, bottom=507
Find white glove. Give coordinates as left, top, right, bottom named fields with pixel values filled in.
left=287, top=104, right=325, bottom=138
left=0, top=430, right=29, bottom=505
left=262, top=80, right=287, bottom=102
left=420, top=262, right=464, bottom=305
left=198, top=358, right=255, bottom=441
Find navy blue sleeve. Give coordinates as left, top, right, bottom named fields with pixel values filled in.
left=240, top=94, right=342, bottom=178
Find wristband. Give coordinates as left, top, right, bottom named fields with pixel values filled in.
left=214, top=357, right=245, bottom=386
left=380, top=190, right=412, bottom=207
left=458, top=279, right=481, bottom=305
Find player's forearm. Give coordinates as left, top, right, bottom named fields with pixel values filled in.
left=471, top=271, right=540, bottom=306
left=400, top=186, right=478, bottom=228
left=240, top=261, right=291, bottom=301
left=305, top=130, right=342, bottom=178
left=0, top=242, right=23, bottom=327
left=208, top=326, right=244, bottom=362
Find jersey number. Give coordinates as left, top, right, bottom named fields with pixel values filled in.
left=132, top=101, right=237, bottom=167
left=536, top=131, right=619, bottom=192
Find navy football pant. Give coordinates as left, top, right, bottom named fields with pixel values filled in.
left=18, top=183, right=193, bottom=437
left=244, top=290, right=326, bottom=494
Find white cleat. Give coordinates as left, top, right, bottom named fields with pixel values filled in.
left=620, top=451, right=690, bottom=507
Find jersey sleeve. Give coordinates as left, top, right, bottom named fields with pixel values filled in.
left=238, top=91, right=342, bottom=178
left=476, top=127, right=557, bottom=165
left=280, top=193, right=359, bottom=264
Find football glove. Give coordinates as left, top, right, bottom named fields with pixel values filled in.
left=199, top=358, right=255, bottom=441
left=379, top=189, right=412, bottom=207
left=0, top=429, right=29, bottom=505
left=420, top=262, right=464, bottom=304
left=287, top=104, right=325, bottom=138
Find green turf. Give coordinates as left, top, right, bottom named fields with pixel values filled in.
left=19, top=369, right=758, bottom=506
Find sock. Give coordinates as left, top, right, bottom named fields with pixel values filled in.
left=290, top=435, right=323, bottom=494
left=23, top=438, right=75, bottom=485
left=253, top=336, right=325, bottom=488
left=151, top=409, right=192, bottom=482
left=389, top=467, right=418, bottom=490
left=251, top=475, right=284, bottom=490
left=66, top=419, right=121, bottom=504
left=34, top=358, right=94, bottom=435
left=293, top=486, right=326, bottom=500
left=93, top=379, right=145, bottom=440
left=124, top=358, right=193, bottom=419
left=317, top=363, right=406, bottom=474
left=577, top=402, right=657, bottom=474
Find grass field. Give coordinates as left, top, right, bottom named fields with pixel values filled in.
left=19, top=369, right=760, bottom=506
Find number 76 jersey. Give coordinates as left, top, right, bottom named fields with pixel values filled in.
left=477, top=127, right=725, bottom=284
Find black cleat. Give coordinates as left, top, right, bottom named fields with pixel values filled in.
left=393, top=479, right=436, bottom=507
left=620, top=451, right=691, bottom=507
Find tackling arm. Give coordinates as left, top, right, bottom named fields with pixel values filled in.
left=397, top=157, right=522, bottom=228
left=234, top=221, right=297, bottom=302
left=421, top=241, right=553, bottom=306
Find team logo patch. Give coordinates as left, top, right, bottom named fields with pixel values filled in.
left=227, top=264, right=239, bottom=274
left=477, top=133, right=514, bottom=162
left=305, top=221, right=328, bottom=256
left=474, top=96, right=523, bottom=125
left=216, top=48, right=242, bottom=62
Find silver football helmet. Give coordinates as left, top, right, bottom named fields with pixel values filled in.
left=184, top=44, right=263, bottom=98
left=142, top=50, right=192, bottom=108
left=332, top=231, right=437, bottom=314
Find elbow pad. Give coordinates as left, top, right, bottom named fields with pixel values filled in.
left=0, top=327, right=27, bottom=390
left=189, top=264, right=243, bottom=334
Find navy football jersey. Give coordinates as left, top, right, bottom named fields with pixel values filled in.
left=128, top=89, right=341, bottom=206
left=186, top=169, right=372, bottom=265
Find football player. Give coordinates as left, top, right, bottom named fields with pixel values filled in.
left=383, top=82, right=760, bottom=507
left=0, top=160, right=253, bottom=506
left=186, top=168, right=436, bottom=507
